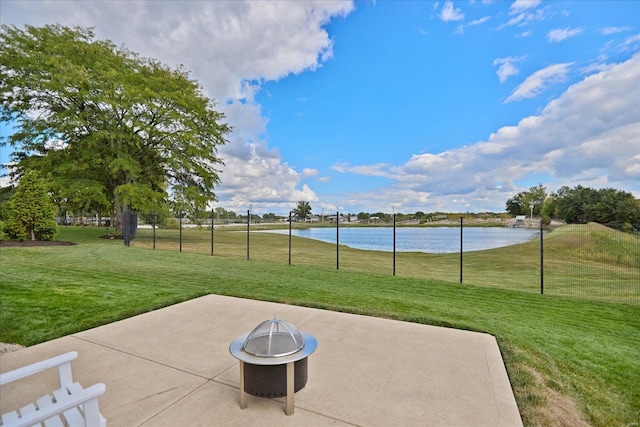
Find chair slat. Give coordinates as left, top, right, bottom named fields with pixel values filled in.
left=36, top=395, right=64, bottom=427
left=53, top=387, right=85, bottom=426
left=1, top=410, right=20, bottom=425
left=18, top=403, right=36, bottom=419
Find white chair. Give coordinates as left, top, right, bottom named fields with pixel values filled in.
left=0, top=351, right=106, bottom=427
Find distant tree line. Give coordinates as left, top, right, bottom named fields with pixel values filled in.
left=506, top=184, right=640, bottom=231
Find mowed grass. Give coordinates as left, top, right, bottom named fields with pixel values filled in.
left=1, top=225, right=639, bottom=426
left=132, top=222, right=639, bottom=303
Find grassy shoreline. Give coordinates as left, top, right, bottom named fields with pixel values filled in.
left=1, top=226, right=638, bottom=426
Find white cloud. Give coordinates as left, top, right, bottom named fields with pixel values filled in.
left=625, top=155, right=640, bottom=177
left=547, top=27, right=583, bottom=42
left=498, top=2, right=545, bottom=30
left=457, top=15, right=490, bottom=34
left=5, top=1, right=352, bottom=99
left=331, top=162, right=350, bottom=173
left=623, top=34, right=640, bottom=50
left=505, top=62, right=574, bottom=102
left=215, top=91, right=322, bottom=211
left=332, top=55, right=640, bottom=212
left=469, top=16, right=490, bottom=26
left=493, top=57, right=523, bottom=83
left=214, top=146, right=319, bottom=211
left=509, top=0, right=541, bottom=14
left=302, top=168, right=319, bottom=177
left=581, top=62, right=609, bottom=75
left=601, top=26, right=631, bottom=35
left=440, top=1, right=464, bottom=22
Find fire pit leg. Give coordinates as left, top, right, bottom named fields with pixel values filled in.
left=285, top=361, right=294, bottom=415
left=239, top=361, right=247, bottom=409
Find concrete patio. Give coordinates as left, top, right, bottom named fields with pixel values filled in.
left=0, top=294, right=522, bottom=426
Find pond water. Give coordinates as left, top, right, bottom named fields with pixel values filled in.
left=263, top=226, right=540, bottom=253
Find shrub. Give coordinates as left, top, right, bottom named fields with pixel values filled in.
left=4, top=170, right=58, bottom=241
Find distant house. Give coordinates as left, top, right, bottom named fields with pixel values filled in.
left=326, top=215, right=341, bottom=223
left=305, top=215, right=320, bottom=223
left=515, top=215, right=526, bottom=221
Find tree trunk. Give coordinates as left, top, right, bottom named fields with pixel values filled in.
left=113, top=195, right=125, bottom=236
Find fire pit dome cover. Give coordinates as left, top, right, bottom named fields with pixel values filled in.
left=243, top=318, right=305, bottom=358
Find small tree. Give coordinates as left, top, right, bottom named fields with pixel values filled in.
left=293, top=201, right=312, bottom=221
left=5, top=170, right=58, bottom=241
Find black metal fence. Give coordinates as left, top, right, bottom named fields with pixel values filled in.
left=130, top=212, right=639, bottom=305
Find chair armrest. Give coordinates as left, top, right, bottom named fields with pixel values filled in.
left=8, top=382, right=106, bottom=427
left=0, top=351, right=77, bottom=386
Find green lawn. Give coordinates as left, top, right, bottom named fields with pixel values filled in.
left=1, top=226, right=638, bottom=426
left=132, top=222, right=639, bottom=304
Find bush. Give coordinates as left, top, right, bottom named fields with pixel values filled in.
left=4, top=170, right=58, bottom=241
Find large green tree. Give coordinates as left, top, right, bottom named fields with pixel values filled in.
left=5, top=170, right=58, bottom=241
left=0, top=25, right=230, bottom=235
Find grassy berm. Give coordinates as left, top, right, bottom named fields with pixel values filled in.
left=1, top=226, right=638, bottom=426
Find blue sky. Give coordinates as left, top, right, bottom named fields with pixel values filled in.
left=1, top=1, right=639, bottom=215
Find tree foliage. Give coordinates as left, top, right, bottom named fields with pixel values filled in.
left=508, top=184, right=639, bottom=229
left=293, top=201, right=312, bottom=220
left=549, top=186, right=640, bottom=228
left=0, top=24, right=230, bottom=235
left=5, top=170, right=58, bottom=241
left=0, top=186, right=14, bottom=223
left=214, top=207, right=237, bottom=220
left=506, top=185, right=547, bottom=217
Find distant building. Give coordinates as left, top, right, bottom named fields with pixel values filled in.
left=305, top=215, right=320, bottom=223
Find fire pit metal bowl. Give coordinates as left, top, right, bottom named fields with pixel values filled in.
left=229, top=318, right=318, bottom=415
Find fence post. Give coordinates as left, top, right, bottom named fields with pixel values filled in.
left=289, top=211, right=292, bottom=265
left=246, top=209, right=250, bottom=260
left=540, top=219, right=544, bottom=294
left=336, top=211, right=340, bottom=270
left=393, top=213, right=396, bottom=276
left=179, top=211, right=183, bottom=252
left=460, top=216, right=463, bottom=284
left=211, top=209, right=216, bottom=256
left=152, top=211, right=156, bottom=250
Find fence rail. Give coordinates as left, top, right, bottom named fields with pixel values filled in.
left=130, top=215, right=639, bottom=305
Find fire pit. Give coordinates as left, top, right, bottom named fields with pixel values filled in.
left=229, top=317, right=318, bottom=415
